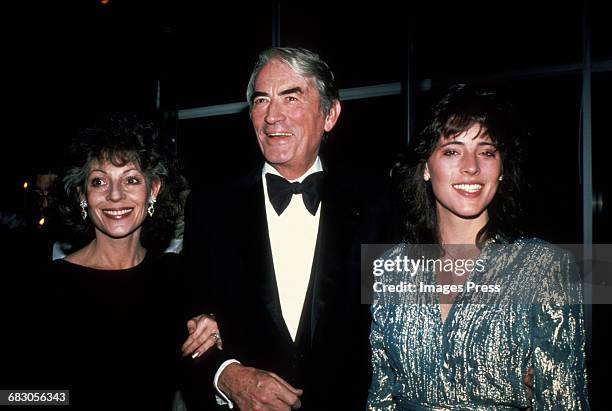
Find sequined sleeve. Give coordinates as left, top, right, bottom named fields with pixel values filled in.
left=531, top=252, right=590, bottom=410
left=367, top=303, right=397, bottom=411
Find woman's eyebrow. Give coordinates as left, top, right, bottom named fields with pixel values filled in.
left=439, top=141, right=464, bottom=147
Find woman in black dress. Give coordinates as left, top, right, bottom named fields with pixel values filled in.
left=38, top=115, right=220, bottom=410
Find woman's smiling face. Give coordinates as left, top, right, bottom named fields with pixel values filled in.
left=425, top=123, right=503, bottom=225
left=84, top=159, right=159, bottom=240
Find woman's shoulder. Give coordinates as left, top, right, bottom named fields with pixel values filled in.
left=49, top=256, right=80, bottom=275
left=493, top=237, right=579, bottom=277
left=48, top=251, right=180, bottom=277
left=378, top=242, right=412, bottom=259
left=143, top=251, right=184, bottom=282
left=150, top=251, right=182, bottom=267
left=506, top=237, right=575, bottom=262
left=510, top=236, right=552, bottom=247
left=40, top=258, right=84, bottom=295
left=501, top=237, right=582, bottom=303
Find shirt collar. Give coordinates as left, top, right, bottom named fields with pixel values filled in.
left=262, top=157, right=323, bottom=183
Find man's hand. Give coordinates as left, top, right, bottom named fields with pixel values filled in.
left=218, top=363, right=302, bottom=410
left=181, top=314, right=223, bottom=359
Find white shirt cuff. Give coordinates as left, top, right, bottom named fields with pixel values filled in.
left=214, top=359, right=240, bottom=409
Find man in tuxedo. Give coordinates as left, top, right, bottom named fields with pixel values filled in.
left=182, top=47, right=396, bottom=410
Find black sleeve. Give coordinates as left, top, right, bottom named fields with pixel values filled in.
left=176, top=194, right=231, bottom=410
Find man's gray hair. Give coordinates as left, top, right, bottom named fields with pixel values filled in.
left=246, top=47, right=340, bottom=116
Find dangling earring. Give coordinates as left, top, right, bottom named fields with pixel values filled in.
left=147, top=196, right=157, bottom=217
left=79, top=199, right=88, bottom=220
left=498, top=175, right=504, bottom=181
left=424, top=173, right=430, bottom=182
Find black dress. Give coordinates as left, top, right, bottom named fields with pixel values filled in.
left=36, top=252, right=187, bottom=410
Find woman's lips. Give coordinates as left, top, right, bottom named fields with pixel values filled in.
left=102, top=208, right=134, bottom=219
left=452, top=183, right=483, bottom=197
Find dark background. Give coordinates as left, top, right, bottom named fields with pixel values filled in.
left=2, top=0, right=610, bottom=407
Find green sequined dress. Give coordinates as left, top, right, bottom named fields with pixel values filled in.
left=367, top=238, right=589, bottom=410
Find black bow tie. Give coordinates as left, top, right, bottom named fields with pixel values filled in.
left=265, top=172, right=324, bottom=216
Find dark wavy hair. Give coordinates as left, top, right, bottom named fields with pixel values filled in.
left=58, top=114, right=188, bottom=254
left=397, top=84, right=524, bottom=246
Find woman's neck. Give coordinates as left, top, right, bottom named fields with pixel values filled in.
left=67, top=232, right=146, bottom=270
left=438, top=210, right=489, bottom=245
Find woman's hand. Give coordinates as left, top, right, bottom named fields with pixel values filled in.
left=181, top=314, right=222, bottom=359
left=524, top=366, right=534, bottom=410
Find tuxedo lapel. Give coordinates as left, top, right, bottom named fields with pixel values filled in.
left=239, top=175, right=293, bottom=344
left=307, top=174, right=363, bottom=344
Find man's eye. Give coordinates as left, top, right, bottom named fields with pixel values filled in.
left=481, top=150, right=497, bottom=157
left=253, top=98, right=268, bottom=105
left=443, top=150, right=458, bottom=156
left=126, top=176, right=141, bottom=184
left=287, top=96, right=298, bottom=102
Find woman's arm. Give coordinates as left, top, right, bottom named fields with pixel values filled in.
left=367, top=303, right=397, bottom=411
left=531, top=252, right=589, bottom=410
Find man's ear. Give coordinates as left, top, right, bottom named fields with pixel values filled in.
left=323, top=99, right=341, bottom=132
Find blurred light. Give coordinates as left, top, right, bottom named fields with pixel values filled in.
left=23, top=181, right=29, bottom=189
left=38, top=217, right=45, bottom=226
left=100, top=0, right=110, bottom=4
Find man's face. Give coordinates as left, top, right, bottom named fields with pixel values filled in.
left=250, top=59, right=340, bottom=180
left=35, top=173, right=57, bottom=210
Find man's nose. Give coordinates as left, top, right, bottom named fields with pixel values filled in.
left=265, top=99, right=286, bottom=124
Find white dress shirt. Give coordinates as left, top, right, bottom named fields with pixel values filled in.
left=262, top=157, right=322, bottom=340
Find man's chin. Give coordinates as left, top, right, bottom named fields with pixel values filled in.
left=262, top=151, right=294, bottom=166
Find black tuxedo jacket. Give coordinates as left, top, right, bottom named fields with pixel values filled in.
left=180, top=165, right=398, bottom=410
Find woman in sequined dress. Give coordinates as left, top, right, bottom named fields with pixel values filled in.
left=367, top=85, right=589, bottom=410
